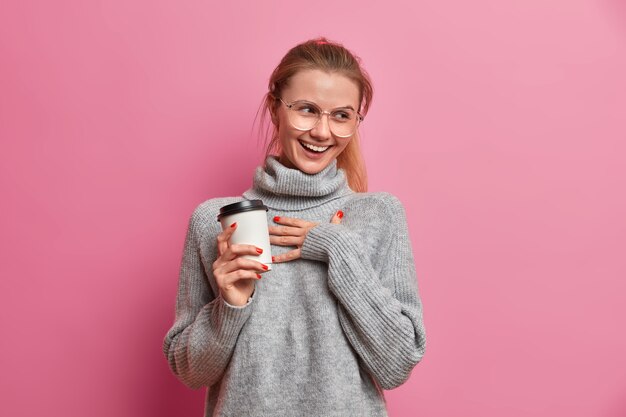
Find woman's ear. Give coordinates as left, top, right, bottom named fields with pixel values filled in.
left=269, top=98, right=280, bottom=126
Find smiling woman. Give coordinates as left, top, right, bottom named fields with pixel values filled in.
left=162, top=37, right=426, bottom=417
left=262, top=39, right=373, bottom=191
left=271, top=69, right=361, bottom=174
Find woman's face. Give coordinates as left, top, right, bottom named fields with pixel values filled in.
left=275, top=69, right=360, bottom=174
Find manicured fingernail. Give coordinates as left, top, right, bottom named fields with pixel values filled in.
left=256, top=247, right=263, bottom=254
left=256, top=273, right=262, bottom=279
left=262, top=264, right=269, bottom=270
left=273, top=216, right=280, bottom=222
left=272, top=256, right=275, bottom=262
left=337, top=210, right=344, bottom=219
left=230, top=222, right=236, bottom=228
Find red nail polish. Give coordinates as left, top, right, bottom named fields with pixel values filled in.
left=256, top=274, right=262, bottom=279
left=230, top=222, right=236, bottom=228
left=256, top=247, right=263, bottom=254
left=273, top=216, right=280, bottom=222
left=272, top=256, right=275, bottom=262
left=337, top=210, right=344, bottom=219
left=262, top=264, right=269, bottom=270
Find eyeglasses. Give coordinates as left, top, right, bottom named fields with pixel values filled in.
left=278, top=97, right=363, bottom=138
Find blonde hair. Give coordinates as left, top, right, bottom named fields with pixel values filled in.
left=257, top=37, right=373, bottom=192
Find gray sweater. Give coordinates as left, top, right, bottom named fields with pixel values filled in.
left=163, top=156, right=426, bottom=417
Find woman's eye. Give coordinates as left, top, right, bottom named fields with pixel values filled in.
left=333, top=111, right=351, bottom=120
left=295, top=105, right=318, bottom=114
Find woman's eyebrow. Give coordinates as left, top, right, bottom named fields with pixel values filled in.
left=299, top=100, right=356, bottom=110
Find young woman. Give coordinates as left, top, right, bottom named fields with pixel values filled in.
left=163, top=37, right=426, bottom=417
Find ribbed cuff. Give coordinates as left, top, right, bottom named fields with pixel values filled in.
left=300, top=223, right=344, bottom=262
left=222, top=289, right=256, bottom=309
left=210, top=292, right=255, bottom=345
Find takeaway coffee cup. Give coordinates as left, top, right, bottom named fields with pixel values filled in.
left=217, top=200, right=272, bottom=271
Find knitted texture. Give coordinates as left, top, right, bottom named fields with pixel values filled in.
left=163, top=156, right=426, bottom=417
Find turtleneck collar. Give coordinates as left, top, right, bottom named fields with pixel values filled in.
left=242, top=155, right=354, bottom=211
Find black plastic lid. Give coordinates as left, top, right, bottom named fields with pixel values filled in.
left=217, top=199, right=268, bottom=221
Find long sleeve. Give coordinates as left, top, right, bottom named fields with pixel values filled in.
left=162, top=206, right=255, bottom=389
left=300, top=193, right=426, bottom=390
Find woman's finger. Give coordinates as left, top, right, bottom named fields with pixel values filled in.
left=273, top=216, right=317, bottom=228
left=213, top=243, right=263, bottom=271
left=269, top=235, right=304, bottom=247
left=217, top=222, right=238, bottom=256
left=268, top=225, right=305, bottom=236
left=330, top=210, right=344, bottom=225
left=272, top=248, right=301, bottom=263
left=220, top=269, right=263, bottom=290
left=219, top=257, right=269, bottom=274
left=221, top=243, right=264, bottom=262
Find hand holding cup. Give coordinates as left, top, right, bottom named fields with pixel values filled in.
left=212, top=222, right=268, bottom=307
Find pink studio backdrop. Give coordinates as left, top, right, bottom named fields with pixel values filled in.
left=1, top=0, right=625, bottom=416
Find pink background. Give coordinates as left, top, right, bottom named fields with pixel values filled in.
left=1, top=0, right=625, bottom=416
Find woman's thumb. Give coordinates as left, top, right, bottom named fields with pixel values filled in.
left=330, top=210, right=344, bottom=224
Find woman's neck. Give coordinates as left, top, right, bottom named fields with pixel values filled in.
left=242, top=155, right=353, bottom=211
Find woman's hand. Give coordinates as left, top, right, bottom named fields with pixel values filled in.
left=212, top=222, right=267, bottom=307
left=269, top=210, right=343, bottom=263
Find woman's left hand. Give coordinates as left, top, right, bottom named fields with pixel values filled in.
left=269, top=210, right=343, bottom=263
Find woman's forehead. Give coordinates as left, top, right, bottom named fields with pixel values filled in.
left=284, top=69, right=359, bottom=108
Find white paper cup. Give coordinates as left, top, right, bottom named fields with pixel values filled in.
left=217, top=200, right=272, bottom=271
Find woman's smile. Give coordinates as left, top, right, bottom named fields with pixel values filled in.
left=299, top=140, right=331, bottom=153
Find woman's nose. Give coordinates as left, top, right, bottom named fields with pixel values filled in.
left=309, top=113, right=332, bottom=141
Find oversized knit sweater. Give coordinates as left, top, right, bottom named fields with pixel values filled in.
left=162, top=155, right=426, bottom=417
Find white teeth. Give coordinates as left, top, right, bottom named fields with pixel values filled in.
left=301, top=142, right=329, bottom=152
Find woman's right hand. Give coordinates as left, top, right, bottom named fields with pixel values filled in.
left=212, top=222, right=267, bottom=307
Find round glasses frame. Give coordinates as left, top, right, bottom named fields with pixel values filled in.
left=277, top=97, right=364, bottom=138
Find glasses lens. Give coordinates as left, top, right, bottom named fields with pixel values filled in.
left=329, top=109, right=358, bottom=137
left=289, top=102, right=319, bottom=130
left=287, top=101, right=359, bottom=137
